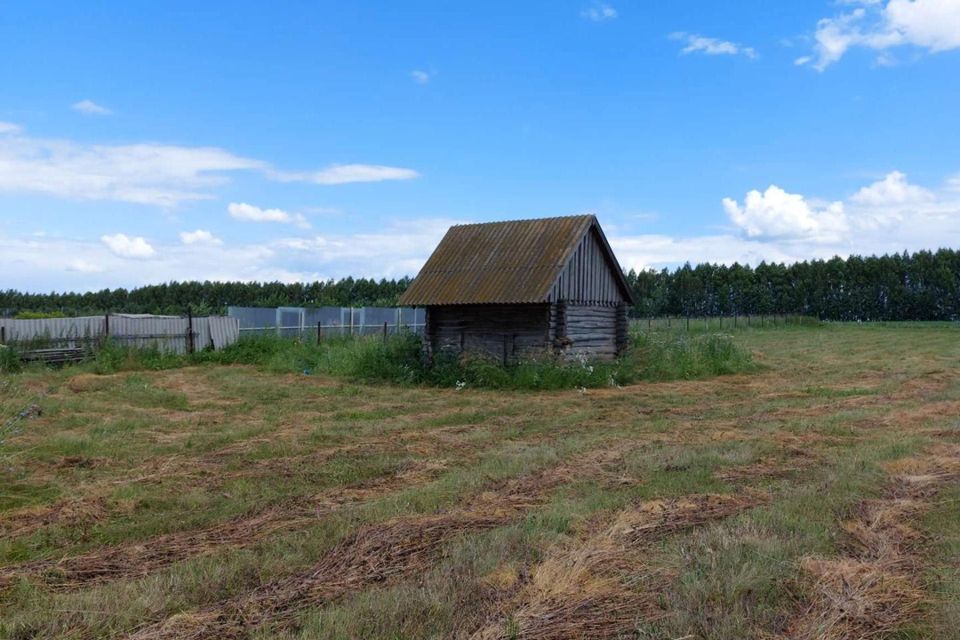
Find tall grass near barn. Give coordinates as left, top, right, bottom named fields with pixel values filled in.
left=5, top=327, right=757, bottom=389
left=198, top=328, right=757, bottom=389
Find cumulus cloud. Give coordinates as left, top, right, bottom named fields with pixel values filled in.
left=581, top=2, right=617, bottom=22
left=697, top=171, right=960, bottom=268
left=670, top=32, right=757, bottom=58
left=71, top=99, right=113, bottom=116
left=611, top=172, right=960, bottom=272
left=179, top=229, right=223, bottom=245
left=227, top=202, right=309, bottom=228
left=0, top=126, right=419, bottom=206
left=411, top=70, right=430, bottom=84
left=850, top=170, right=935, bottom=205
left=100, top=233, right=156, bottom=258
left=723, top=186, right=847, bottom=241
left=800, top=0, right=960, bottom=70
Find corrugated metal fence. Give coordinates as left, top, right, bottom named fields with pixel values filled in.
left=0, top=314, right=239, bottom=354
left=228, top=306, right=425, bottom=339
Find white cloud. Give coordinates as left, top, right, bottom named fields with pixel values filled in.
left=581, top=2, right=618, bottom=22
left=101, top=233, right=156, bottom=258
left=611, top=172, right=960, bottom=271
left=271, top=163, right=420, bottom=185
left=0, top=128, right=419, bottom=206
left=850, top=170, right=935, bottom=205
left=682, top=170, right=960, bottom=270
left=671, top=32, right=758, bottom=58
left=67, top=259, right=105, bottom=273
left=179, top=229, right=223, bottom=245
left=0, top=133, right=264, bottom=206
left=411, top=70, right=430, bottom=84
left=227, top=202, right=309, bottom=228
left=0, top=218, right=460, bottom=291
left=800, top=0, right=960, bottom=70
left=723, top=186, right=847, bottom=242
left=71, top=99, right=113, bottom=116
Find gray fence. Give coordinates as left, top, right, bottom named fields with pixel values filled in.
left=0, top=314, right=239, bottom=354
left=228, top=306, right=425, bottom=339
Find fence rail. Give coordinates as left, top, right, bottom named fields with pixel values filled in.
left=631, top=314, right=817, bottom=331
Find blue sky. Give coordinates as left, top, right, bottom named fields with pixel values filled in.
left=2, top=0, right=960, bottom=292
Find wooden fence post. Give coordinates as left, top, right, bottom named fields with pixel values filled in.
left=187, top=309, right=195, bottom=354
left=383, top=321, right=388, bottom=343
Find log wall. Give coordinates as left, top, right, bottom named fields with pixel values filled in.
left=558, top=303, right=619, bottom=359
left=426, top=304, right=551, bottom=362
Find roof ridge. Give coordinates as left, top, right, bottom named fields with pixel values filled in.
left=449, top=213, right=595, bottom=228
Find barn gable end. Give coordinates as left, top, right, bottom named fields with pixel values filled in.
left=547, top=225, right=628, bottom=306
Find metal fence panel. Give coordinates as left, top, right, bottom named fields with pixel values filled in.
left=228, top=306, right=425, bottom=338
left=0, top=314, right=239, bottom=353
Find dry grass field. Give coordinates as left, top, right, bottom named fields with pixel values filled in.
left=1, top=324, right=959, bottom=639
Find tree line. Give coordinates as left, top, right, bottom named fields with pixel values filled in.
left=2, top=248, right=959, bottom=321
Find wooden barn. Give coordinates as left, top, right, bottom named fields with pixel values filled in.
left=398, top=214, right=636, bottom=361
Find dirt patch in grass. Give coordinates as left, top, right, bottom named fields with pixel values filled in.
left=472, top=489, right=769, bottom=640
left=785, top=443, right=960, bottom=639
left=65, top=373, right=123, bottom=394
left=0, top=495, right=111, bottom=540
left=715, top=448, right=818, bottom=482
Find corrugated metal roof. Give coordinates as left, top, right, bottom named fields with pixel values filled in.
left=398, top=214, right=635, bottom=305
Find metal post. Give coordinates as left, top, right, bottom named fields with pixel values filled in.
left=383, top=321, right=388, bottom=343
left=317, top=321, right=322, bottom=345
left=1, top=326, right=5, bottom=344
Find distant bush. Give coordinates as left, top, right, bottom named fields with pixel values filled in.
left=13, top=310, right=67, bottom=319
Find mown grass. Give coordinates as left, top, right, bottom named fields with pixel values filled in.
left=1, top=323, right=958, bottom=639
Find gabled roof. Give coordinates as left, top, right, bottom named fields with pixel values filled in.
left=398, top=214, right=636, bottom=306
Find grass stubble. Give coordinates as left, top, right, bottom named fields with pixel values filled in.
left=0, top=323, right=959, bottom=639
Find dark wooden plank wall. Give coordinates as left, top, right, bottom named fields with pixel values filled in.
left=548, top=227, right=626, bottom=305
left=428, top=304, right=551, bottom=360
left=561, top=304, right=619, bottom=359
